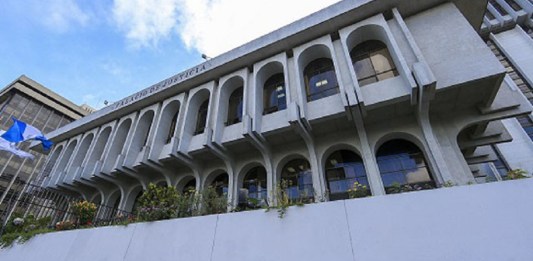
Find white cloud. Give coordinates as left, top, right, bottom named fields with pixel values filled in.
left=42, top=0, right=90, bottom=32
left=112, top=0, right=181, bottom=48
left=111, top=0, right=340, bottom=54
left=4, top=0, right=90, bottom=33
left=176, top=0, right=341, bottom=56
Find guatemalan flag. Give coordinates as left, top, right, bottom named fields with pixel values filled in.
left=0, top=117, right=53, bottom=159
left=0, top=129, right=34, bottom=159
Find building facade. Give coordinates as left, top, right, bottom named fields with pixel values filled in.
left=0, top=75, right=91, bottom=217
left=37, top=0, right=533, bottom=213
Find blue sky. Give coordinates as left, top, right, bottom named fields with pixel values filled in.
left=0, top=0, right=339, bottom=109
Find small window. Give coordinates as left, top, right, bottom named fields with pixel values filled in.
left=226, top=87, right=243, bottom=125
left=263, top=73, right=287, bottom=114
left=304, top=58, right=339, bottom=102
left=195, top=100, right=209, bottom=135
left=351, top=40, right=398, bottom=86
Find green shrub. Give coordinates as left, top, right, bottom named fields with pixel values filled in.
left=504, top=169, right=529, bottom=180
left=347, top=181, right=371, bottom=198
left=137, top=183, right=180, bottom=221
left=0, top=214, right=54, bottom=248
left=200, top=186, right=228, bottom=215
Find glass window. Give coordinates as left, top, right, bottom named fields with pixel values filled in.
left=325, top=150, right=370, bottom=200
left=166, top=110, right=179, bottom=144
left=304, top=58, right=339, bottom=102
left=376, top=139, right=435, bottom=194
left=280, top=159, right=314, bottom=202
left=211, top=173, right=229, bottom=196
left=351, top=40, right=398, bottom=87
left=226, top=88, right=243, bottom=125
left=263, top=73, right=287, bottom=114
left=239, top=166, right=267, bottom=208
left=195, top=100, right=209, bottom=135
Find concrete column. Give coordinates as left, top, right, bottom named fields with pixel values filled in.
left=352, top=108, right=385, bottom=196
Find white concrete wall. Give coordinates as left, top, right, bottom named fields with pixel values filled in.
left=492, top=26, right=533, bottom=89
left=497, top=118, right=533, bottom=173
left=2, top=178, right=533, bottom=261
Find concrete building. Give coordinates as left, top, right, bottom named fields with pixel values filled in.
left=36, top=0, right=533, bottom=214
left=0, top=75, right=91, bottom=217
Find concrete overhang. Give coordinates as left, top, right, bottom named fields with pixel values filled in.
left=35, top=0, right=488, bottom=148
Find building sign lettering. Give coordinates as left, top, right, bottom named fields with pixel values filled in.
left=113, top=63, right=208, bottom=110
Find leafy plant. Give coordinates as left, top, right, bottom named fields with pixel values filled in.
left=347, top=181, right=371, bottom=198
left=385, top=182, right=435, bottom=194
left=442, top=180, right=455, bottom=187
left=200, top=186, right=228, bottom=215
left=0, top=214, right=54, bottom=248
left=55, top=220, right=76, bottom=231
left=176, top=189, right=201, bottom=218
left=504, top=169, right=529, bottom=180
left=72, top=200, right=97, bottom=226
left=266, top=179, right=308, bottom=218
left=137, top=183, right=180, bottom=221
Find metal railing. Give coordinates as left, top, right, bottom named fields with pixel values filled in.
left=0, top=180, right=133, bottom=236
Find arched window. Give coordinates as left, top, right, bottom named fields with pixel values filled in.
left=226, top=87, right=243, bottom=125
left=166, top=110, right=179, bottom=144
left=376, top=139, right=435, bottom=194
left=182, top=178, right=196, bottom=194
left=304, top=58, right=339, bottom=102
left=239, top=166, right=267, bottom=208
left=211, top=173, right=229, bottom=196
left=263, top=73, right=287, bottom=114
left=351, top=40, right=398, bottom=86
left=195, top=100, right=209, bottom=135
left=325, top=150, right=370, bottom=200
left=280, top=159, right=314, bottom=202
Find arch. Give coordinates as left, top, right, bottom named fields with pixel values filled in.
left=350, top=40, right=398, bottom=86
left=85, top=126, right=112, bottom=174
left=55, top=140, right=78, bottom=178
left=124, top=185, right=144, bottom=212
left=90, top=192, right=102, bottom=205
left=177, top=176, right=197, bottom=194
left=238, top=165, right=267, bottom=208
left=130, top=110, right=155, bottom=152
left=263, top=73, right=287, bottom=114
left=299, top=44, right=339, bottom=102
left=345, top=24, right=401, bottom=87
left=157, top=100, right=181, bottom=145
left=156, top=180, right=168, bottom=187
left=205, top=170, right=229, bottom=197
left=195, top=99, right=209, bottom=135
left=104, top=119, right=132, bottom=171
left=226, top=87, right=244, bottom=125
left=41, top=144, right=63, bottom=182
left=324, top=149, right=369, bottom=200
left=279, top=157, right=314, bottom=202
left=256, top=61, right=287, bottom=115
left=68, top=133, right=94, bottom=176
left=376, top=139, right=436, bottom=194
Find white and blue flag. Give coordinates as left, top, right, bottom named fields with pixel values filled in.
left=1, top=117, right=53, bottom=152
left=0, top=130, right=35, bottom=159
